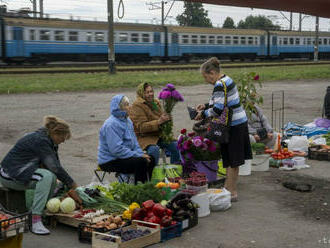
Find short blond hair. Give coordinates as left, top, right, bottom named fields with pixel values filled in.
left=119, top=96, right=130, bottom=110
left=43, top=115, right=71, bottom=139
left=200, top=57, right=221, bottom=74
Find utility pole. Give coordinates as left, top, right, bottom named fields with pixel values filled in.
left=39, top=0, right=43, bottom=18
left=32, top=0, right=37, bottom=18
left=298, top=13, right=302, bottom=31
left=314, top=16, right=319, bottom=62
left=107, top=0, right=116, bottom=74
left=161, top=1, right=164, bottom=26
left=289, top=12, right=292, bottom=30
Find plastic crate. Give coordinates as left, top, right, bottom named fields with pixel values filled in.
left=0, top=204, right=31, bottom=240
left=78, top=220, right=131, bottom=244
left=308, top=145, right=330, bottom=161
left=180, top=208, right=198, bottom=232
left=160, top=222, right=182, bottom=242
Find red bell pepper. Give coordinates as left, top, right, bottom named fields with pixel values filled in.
left=148, top=215, right=161, bottom=224
left=160, top=215, right=172, bottom=227
left=132, top=208, right=147, bottom=220
left=166, top=208, right=173, bottom=217
left=152, top=203, right=166, bottom=218
left=142, top=200, right=155, bottom=211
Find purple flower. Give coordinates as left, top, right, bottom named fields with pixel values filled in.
left=183, top=140, right=192, bottom=150
left=158, top=91, right=171, bottom=99
left=208, top=143, right=217, bottom=152
left=178, top=135, right=184, bottom=145
left=171, top=90, right=184, bottom=102
left=201, top=143, right=208, bottom=150
left=203, top=138, right=211, bottom=145
left=188, top=132, right=196, bottom=137
left=254, top=75, right=260, bottom=81
left=193, top=138, right=203, bottom=147
left=166, top=83, right=175, bottom=90
left=187, top=152, right=194, bottom=160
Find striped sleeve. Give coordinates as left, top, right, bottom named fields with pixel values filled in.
left=203, top=84, right=225, bottom=118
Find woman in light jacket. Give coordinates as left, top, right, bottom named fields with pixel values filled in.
left=98, top=94, right=153, bottom=184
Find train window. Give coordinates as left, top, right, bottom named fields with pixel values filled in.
left=319, top=39, right=322, bottom=45
left=142, top=33, right=150, bottom=42
left=225, top=36, right=231, bottom=45
left=191, top=35, right=198, bottom=44
left=209, top=36, right=215, bottom=44
left=95, top=32, right=104, bottom=42
left=295, top=38, right=300, bottom=45
left=131, top=33, right=139, bottom=42
left=171, top=33, right=178, bottom=43
left=323, top=38, right=327, bottom=45
left=283, top=38, right=288, bottom=45
left=119, top=33, right=128, bottom=42
left=69, top=31, right=78, bottom=41
left=86, top=32, right=93, bottom=42
left=289, top=38, right=294, bottom=45
left=303, top=38, right=306, bottom=45
left=233, top=36, right=239, bottom=45
left=248, top=37, right=253, bottom=45
left=240, top=37, right=246, bottom=45
left=254, top=37, right=258, bottom=45
left=29, top=30, right=36, bottom=40
left=200, top=35, right=207, bottom=44
left=182, top=35, right=189, bottom=44
left=307, top=38, right=311, bottom=45
left=217, top=36, right=223, bottom=44
left=40, top=30, right=50, bottom=40
left=55, top=31, right=65, bottom=41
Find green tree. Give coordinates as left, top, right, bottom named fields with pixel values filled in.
left=176, top=2, right=212, bottom=27
left=237, top=15, right=280, bottom=30
left=222, top=17, right=235, bottom=29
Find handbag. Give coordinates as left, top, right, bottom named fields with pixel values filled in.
left=206, top=80, right=233, bottom=144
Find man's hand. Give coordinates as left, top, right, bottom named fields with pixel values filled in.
left=158, top=113, right=171, bottom=125
left=142, top=153, right=151, bottom=163
left=196, top=104, right=205, bottom=111
left=267, top=133, right=273, bottom=140
left=194, top=111, right=203, bottom=121
left=254, top=134, right=261, bottom=142
left=67, top=188, right=83, bottom=206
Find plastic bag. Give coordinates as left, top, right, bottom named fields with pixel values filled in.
left=86, top=175, right=110, bottom=189
left=207, top=188, right=231, bottom=211
left=287, top=136, right=309, bottom=152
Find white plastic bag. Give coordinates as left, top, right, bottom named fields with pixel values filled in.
left=207, top=188, right=231, bottom=211
left=288, top=136, right=309, bottom=152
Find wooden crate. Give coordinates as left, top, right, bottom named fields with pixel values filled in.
left=45, top=212, right=114, bottom=228
left=92, top=220, right=161, bottom=248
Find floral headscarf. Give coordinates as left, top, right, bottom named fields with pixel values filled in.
left=136, top=82, right=159, bottom=111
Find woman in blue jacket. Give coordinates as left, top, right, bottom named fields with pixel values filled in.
left=98, top=94, right=153, bottom=184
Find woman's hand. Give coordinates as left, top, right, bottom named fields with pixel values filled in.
left=194, top=111, right=203, bottom=121
left=196, top=104, right=205, bottom=111
left=158, top=113, right=171, bottom=125
left=67, top=188, right=83, bottom=207
left=254, top=134, right=261, bottom=142
left=267, top=133, right=273, bottom=140
left=142, top=153, right=151, bottom=163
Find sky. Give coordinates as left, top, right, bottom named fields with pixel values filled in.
left=2, top=0, right=330, bottom=31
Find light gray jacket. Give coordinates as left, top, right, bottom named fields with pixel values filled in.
left=248, top=105, right=273, bottom=135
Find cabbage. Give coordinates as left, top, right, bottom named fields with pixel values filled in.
left=46, top=198, right=61, bottom=213
left=60, top=197, right=76, bottom=213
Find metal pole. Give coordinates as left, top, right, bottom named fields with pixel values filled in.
left=39, top=0, right=43, bottom=18
left=161, top=1, right=164, bottom=26
left=107, top=0, right=116, bottom=74
left=33, top=0, right=37, bottom=18
left=314, top=16, right=319, bottom=62
left=298, top=13, right=302, bottom=32
left=289, top=12, right=292, bottom=30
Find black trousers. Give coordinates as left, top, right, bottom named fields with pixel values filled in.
left=99, top=157, right=155, bottom=184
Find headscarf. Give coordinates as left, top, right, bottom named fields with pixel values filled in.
left=136, top=82, right=159, bottom=111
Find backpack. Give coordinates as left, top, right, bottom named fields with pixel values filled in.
left=323, top=86, right=330, bottom=119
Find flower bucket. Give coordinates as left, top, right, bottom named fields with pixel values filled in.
left=192, top=160, right=218, bottom=182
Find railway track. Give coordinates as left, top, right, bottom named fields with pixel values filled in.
left=0, top=61, right=329, bottom=74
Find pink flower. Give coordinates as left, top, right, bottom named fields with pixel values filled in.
left=208, top=143, right=217, bottom=152
left=187, top=152, right=194, bottom=160
left=193, top=138, right=202, bottom=147
left=254, top=75, right=260, bottom=81
left=178, top=135, right=184, bottom=144
left=180, top=129, right=187, bottom=135
left=201, top=143, right=208, bottom=150
left=188, top=132, right=196, bottom=137
left=183, top=140, right=192, bottom=150
left=203, top=138, right=211, bottom=146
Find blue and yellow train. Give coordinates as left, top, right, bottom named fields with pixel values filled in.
left=1, top=16, right=330, bottom=64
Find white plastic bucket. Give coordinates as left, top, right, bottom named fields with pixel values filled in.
left=292, top=156, right=305, bottom=166
left=191, top=192, right=210, bottom=218
left=251, top=154, right=270, bottom=171
left=239, top=160, right=252, bottom=176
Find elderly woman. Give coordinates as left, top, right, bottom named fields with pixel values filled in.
left=98, top=94, right=153, bottom=184
left=0, top=116, right=81, bottom=235
left=195, top=57, right=252, bottom=202
left=129, top=82, right=181, bottom=165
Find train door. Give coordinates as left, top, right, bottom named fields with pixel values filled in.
left=271, top=35, right=278, bottom=56
left=169, top=33, right=179, bottom=58
left=12, top=27, right=24, bottom=57
left=259, top=35, right=266, bottom=56
left=152, top=32, right=161, bottom=57
left=0, top=18, right=4, bottom=59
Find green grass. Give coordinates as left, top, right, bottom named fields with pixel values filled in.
left=0, top=64, right=330, bottom=94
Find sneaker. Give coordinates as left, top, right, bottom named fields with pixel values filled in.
left=31, top=221, right=50, bottom=235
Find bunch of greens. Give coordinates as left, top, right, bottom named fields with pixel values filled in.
left=109, top=182, right=163, bottom=205
left=84, top=197, right=128, bottom=214
left=322, top=132, right=330, bottom=145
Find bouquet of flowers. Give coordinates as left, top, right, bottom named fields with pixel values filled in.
left=177, top=129, right=221, bottom=162
left=158, top=83, right=184, bottom=144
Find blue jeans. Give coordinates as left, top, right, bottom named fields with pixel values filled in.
left=146, top=141, right=180, bottom=165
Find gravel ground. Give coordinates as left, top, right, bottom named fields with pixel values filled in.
left=0, top=79, right=329, bottom=248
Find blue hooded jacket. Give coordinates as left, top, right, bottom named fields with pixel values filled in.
left=98, top=94, right=144, bottom=165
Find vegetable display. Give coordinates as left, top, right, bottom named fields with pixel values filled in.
left=102, top=228, right=151, bottom=242
left=166, top=192, right=198, bottom=222
left=46, top=198, right=61, bottom=213
left=59, top=197, right=76, bottom=213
